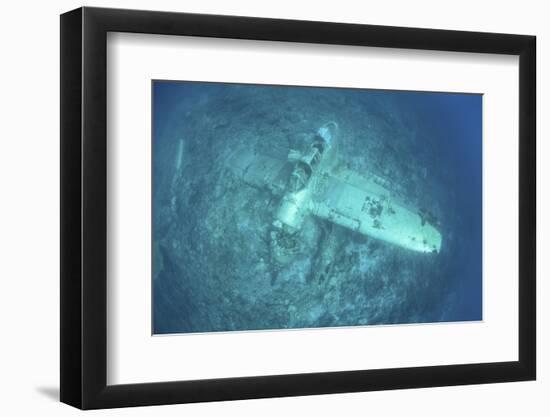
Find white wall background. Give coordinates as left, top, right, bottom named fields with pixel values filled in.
left=0, top=0, right=545, bottom=415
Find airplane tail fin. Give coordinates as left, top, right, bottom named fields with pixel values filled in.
left=317, top=121, right=338, bottom=144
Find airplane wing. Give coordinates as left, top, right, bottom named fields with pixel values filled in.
left=227, top=148, right=293, bottom=196
left=310, top=168, right=442, bottom=253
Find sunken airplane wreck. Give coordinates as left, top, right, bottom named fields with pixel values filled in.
left=229, top=122, right=442, bottom=264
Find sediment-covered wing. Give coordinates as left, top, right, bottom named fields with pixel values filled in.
left=227, top=149, right=292, bottom=196
left=310, top=168, right=442, bottom=253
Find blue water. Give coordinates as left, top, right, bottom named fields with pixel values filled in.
left=152, top=80, right=482, bottom=334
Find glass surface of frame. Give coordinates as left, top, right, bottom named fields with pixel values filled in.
left=152, top=81, right=483, bottom=335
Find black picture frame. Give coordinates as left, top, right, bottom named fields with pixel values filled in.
left=60, top=6, right=536, bottom=410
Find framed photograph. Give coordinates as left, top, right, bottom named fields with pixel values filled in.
left=60, top=6, right=536, bottom=409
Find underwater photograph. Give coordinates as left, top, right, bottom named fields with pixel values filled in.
left=152, top=80, right=482, bottom=335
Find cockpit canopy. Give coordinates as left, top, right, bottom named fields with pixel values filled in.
left=288, top=162, right=311, bottom=192
left=287, top=139, right=327, bottom=192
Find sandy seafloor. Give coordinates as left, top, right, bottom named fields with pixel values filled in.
left=152, top=81, right=482, bottom=334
